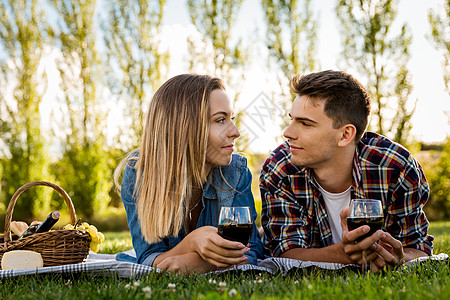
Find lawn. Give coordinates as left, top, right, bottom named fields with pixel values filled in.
left=0, top=222, right=448, bottom=300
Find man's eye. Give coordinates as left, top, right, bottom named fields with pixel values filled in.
left=301, top=121, right=311, bottom=127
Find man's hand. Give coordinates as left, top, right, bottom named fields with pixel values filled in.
left=340, top=207, right=381, bottom=264
left=370, top=233, right=428, bottom=272
left=367, top=231, right=404, bottom=272
left=341, top=207, right=428, bottom=272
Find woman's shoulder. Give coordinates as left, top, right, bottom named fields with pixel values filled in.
left=224, top=153, right=248, bottom=170
left=212, top=154, right=250, bottom=185
left=205, top=154, right=251, bottom=198
left=122, top=150, right=140, bottom=180
left=209, top=154, right=250, bottom=182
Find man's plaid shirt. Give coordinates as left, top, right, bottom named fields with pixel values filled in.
left=260, top=132, right=433, bottom=257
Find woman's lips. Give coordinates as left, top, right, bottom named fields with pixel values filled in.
left=222, top=144, right=234, bottom=150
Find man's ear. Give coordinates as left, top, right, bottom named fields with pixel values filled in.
left=338, top=124, right=357, bottom=147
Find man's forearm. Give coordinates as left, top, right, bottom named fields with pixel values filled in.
left=280, top=242, right=354, bottom=264
left=402, top=248, right=428, bottom=263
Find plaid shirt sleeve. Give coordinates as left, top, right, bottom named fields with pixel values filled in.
left=384, top=154, right=434, bottom=255
left=360, top=132, right=434, bottom=256
left=260, top=145, right=312, bottom=257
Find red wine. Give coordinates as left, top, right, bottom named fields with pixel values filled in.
left=19, top=223, right=41, bottom=239
left=347, top=216, right=384, bottom=242
left=20, top=211, right=60, bottom=239
left=35, top=211, right=60, bottom=233
left=218, top=223, right=253, bottom=245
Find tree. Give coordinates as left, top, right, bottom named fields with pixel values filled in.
left=103, top=0, right=169, bottom=151
left=336, top=0, right=416, bottom=145
left=261, top=0, right=319, bottom=127
left=0, top=0, right=52, bottom=220
left=262, top=0, right=318, bottom=81
left=187, top=0, right=247, bottom=82
left=428, top=0, right=450, bottom=94
left=426, top=0, right=450, bottom=220
left=49, top=0, right=110, bottom=218
left=187, top=0, right=250, bottom=150
left=424, top=138, right=450, bottom=220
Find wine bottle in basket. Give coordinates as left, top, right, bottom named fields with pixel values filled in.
left=20, top=211, right=61, bottom=239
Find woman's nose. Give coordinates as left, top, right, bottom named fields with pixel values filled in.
left=229, top=122, right=240, bottom=139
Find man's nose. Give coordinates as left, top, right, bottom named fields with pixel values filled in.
left=283, top=122, right=295, bottom=140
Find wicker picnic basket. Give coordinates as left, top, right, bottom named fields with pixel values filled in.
left=0, top=181, right=91, bottom=267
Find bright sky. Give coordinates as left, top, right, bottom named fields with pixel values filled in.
left=161, top=0, right=450, bottom=153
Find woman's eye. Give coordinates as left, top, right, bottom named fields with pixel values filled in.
left=217, top=118, right=225, bottom=124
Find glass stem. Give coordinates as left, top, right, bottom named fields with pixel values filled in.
left=362, top=249, right=367, bottom=273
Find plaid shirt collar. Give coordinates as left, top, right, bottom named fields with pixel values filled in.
left=261, top=132, right=433, bottom=257
left=283, top=140, right=366, bottom=199
left=282, top=141, right=368, bottom=247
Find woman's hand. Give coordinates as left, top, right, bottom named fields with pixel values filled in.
left=157, top=252, right=214, bottom=275
left=182, top=226, right=250, bottom=268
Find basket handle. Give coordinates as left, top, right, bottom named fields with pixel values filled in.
left=3, top=181, right=77, bottom=243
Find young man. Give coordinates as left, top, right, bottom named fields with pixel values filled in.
left=260, top=70, right=433, bottom=272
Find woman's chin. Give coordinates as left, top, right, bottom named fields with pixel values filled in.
left=217, top=154, right=233, bottom=166
left=206, top=152, right=233, bottom=167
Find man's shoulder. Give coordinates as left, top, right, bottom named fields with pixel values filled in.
left=358, top=132, right=415, bottom=169
left=261, top=141, right=303, bottom=178
left=263, top=141, right=293, bottom=166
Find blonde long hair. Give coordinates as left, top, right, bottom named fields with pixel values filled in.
left=114, top=74, right=225, bottom=243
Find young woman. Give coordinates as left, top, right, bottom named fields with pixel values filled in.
left=114, top=74, right=263, bottom=274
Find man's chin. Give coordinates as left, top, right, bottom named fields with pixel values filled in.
left=290, top=157, right=308, bottom=168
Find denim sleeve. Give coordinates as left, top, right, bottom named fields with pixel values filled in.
left=233, top=166, right=264, bottom=264
left=121, top=164, right=168, bottom=266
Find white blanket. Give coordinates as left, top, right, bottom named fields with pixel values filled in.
left=0, top=250, right=447, bottom=279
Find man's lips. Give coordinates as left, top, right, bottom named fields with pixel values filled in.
left=289, top=145, right=303, bottom=151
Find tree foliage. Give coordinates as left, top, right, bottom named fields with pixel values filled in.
left=0, top=0, right=52, bottom=220
left=187, top=0, right=247, bottom=81
left=103, top=0, right=169, bottom=151
left=262, top=0, right=318, bottom=80
left=423, top=138, right=450, bottom=220
left=428, top=0, right=450, bottom=94
left=187, top=0, right=249, bottom=150
left=426, top=1, right=450, bottom=220
left=49, top=0, right=110, bottom=218
left=336, top=0, right=416, bottom=145
left=261, top=0, right=319, bottom=127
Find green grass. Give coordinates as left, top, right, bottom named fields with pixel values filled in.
left=429, top=220, right=450, bottom=254
left=1, top=222, right=449, bottom=300
left=100, top=232, right=133, bottom=254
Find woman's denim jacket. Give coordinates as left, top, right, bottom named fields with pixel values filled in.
left=118, top=153, right=264, bottom=266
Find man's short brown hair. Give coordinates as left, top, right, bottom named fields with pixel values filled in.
left=290, top=70, right=371, bottom=142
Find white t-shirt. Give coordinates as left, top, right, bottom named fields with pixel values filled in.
left=316, top=182, right=352, bottom=244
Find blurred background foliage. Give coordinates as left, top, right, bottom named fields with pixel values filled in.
left=0, top=0, right=448, bottom=231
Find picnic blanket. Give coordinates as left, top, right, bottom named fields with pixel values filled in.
left=0, top=250, right=447, bottom=279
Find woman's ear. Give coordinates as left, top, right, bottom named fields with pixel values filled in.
left=338, top=124, right=357, bottom=147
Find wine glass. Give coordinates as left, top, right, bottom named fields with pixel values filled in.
left=218, top=206, right=253, bottom=270
left=347, top=199, right=384, bottom=272
left=218, top=206, right=253, bottom=246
